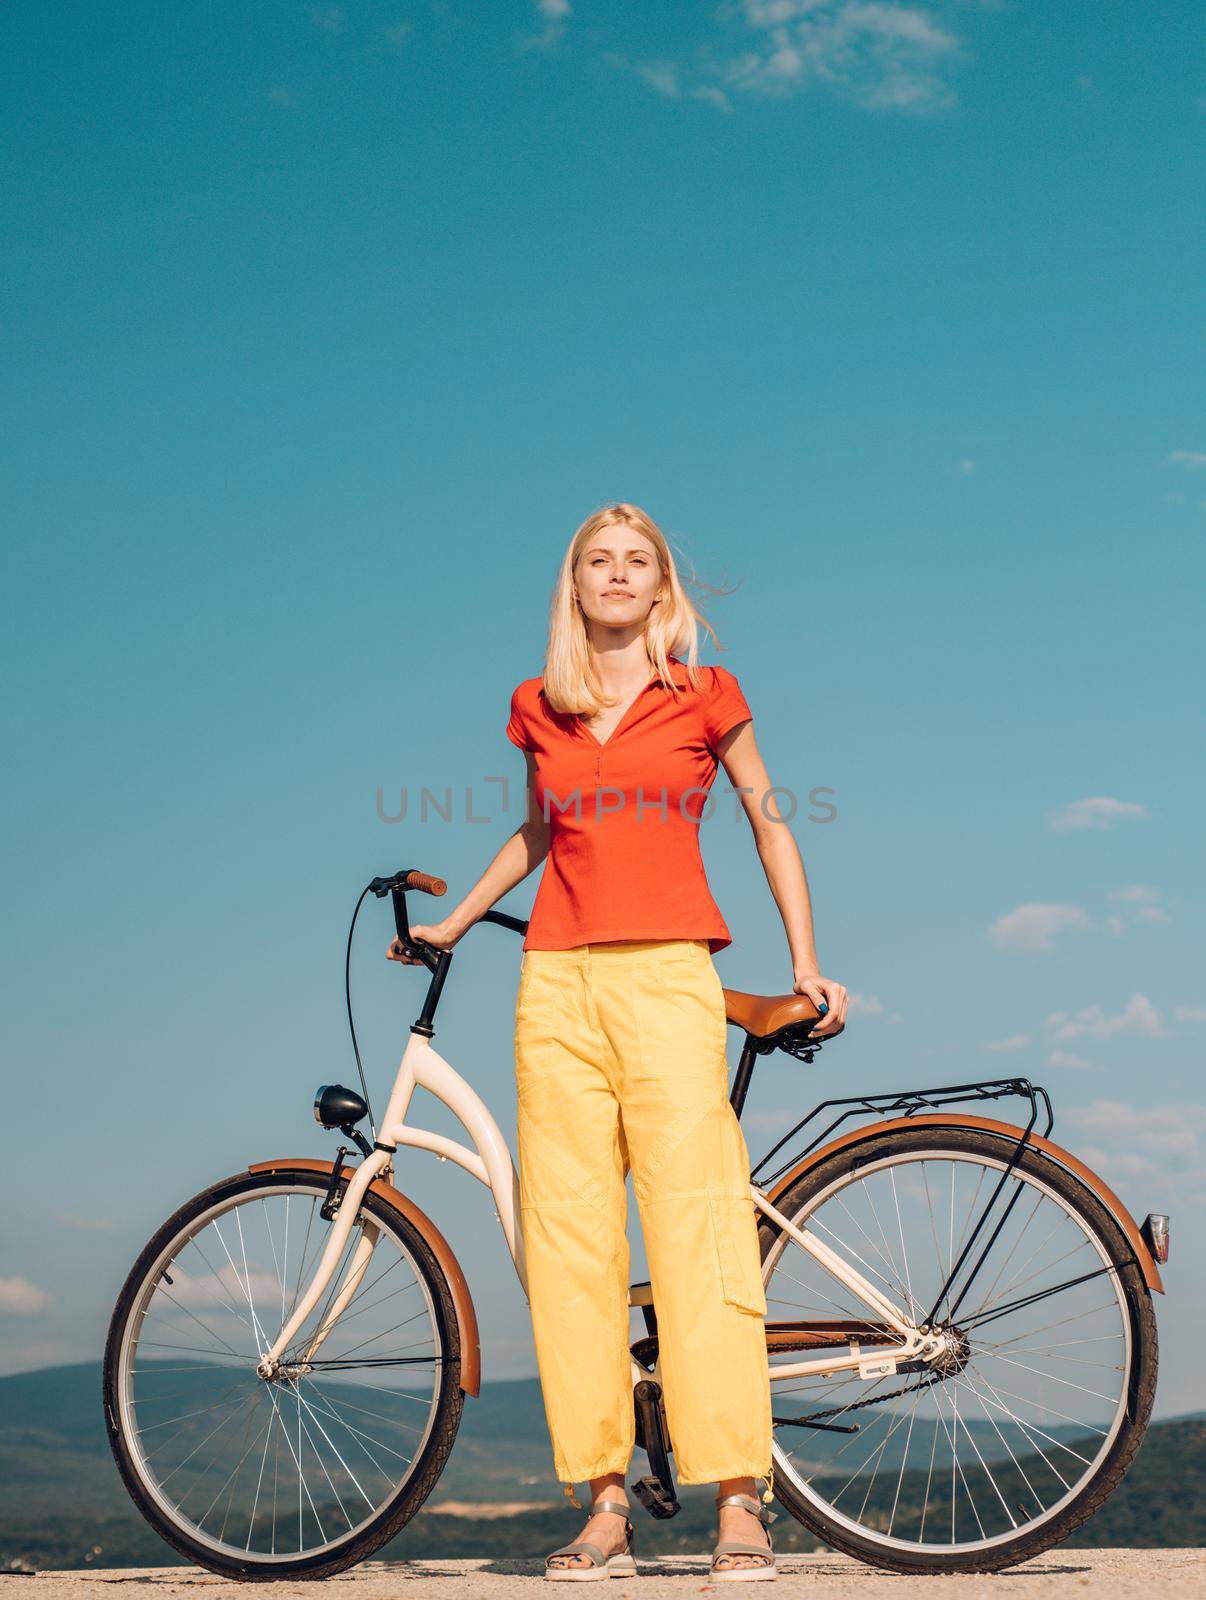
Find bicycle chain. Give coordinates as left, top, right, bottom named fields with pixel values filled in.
left=793, top=1371, right=944, bottom=1428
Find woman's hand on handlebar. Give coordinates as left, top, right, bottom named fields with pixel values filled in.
left=792, top=969, right=848, bottom=1036
left=386, top=919, right=466, bottom=965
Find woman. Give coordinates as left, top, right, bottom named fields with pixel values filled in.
left=390, top=502, right=847, bottom=1580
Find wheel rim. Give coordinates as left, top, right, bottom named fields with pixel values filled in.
left=764, top=1148, right=1133, bottom=1555
left=114, top=1180, right=446, bottom=1563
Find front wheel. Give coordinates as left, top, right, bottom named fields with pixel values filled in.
left=103, top=1168, right=465, bottom=1579
left=758, top=1125, right=1158, bottom=1573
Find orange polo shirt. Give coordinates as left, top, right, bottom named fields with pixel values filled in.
left=505, top=656, right=753, bottom=954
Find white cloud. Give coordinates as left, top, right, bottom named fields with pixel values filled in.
left=720, top=1, right=963, bottom=111
left=1065, top=1101, right=1206, bottom=1200
left=636, top=61, right=682, bottom=97
left=958, top=457, right=976, bottom=473
left=847, top=992, right=884, bottom=1016
left=1109, top=884, right=1170, bottom=926
left=56, top=1211, right=115, bottom=1232
left=0, top=1277, right=52, bottom=1316
left=521, top=0, right=572, bottom=50
left=988, top=901, right=1089, bottom=953
left=1048, top=1046, right=1094, bottom=1070
left=1046, top=991, right=1164, bottom=1042
left=847, top=3, right=957, bottom=52
left=0, top=1337, right=93, bottom=1377
left=1070, top=1098, right=1206, bottom=1153
left=598, top=0, right=976, bottom=114
left=1167, top=450, right=1206, bottom=469
left=309, top=5, right=344, bottom=32
left=604, top=51, right=742, bottom=108
left=990, top=885, right=1167, bottom=952
left=1110, top=885, right=1152, bottom=905
left=170, top=1263, right=283, bottom=1309
left=1046, top=796, right=1149, bottom=832
left=1174, top=1005, right=1206, bottom=1023
left=985, top=1033, right=1031, bottom=1053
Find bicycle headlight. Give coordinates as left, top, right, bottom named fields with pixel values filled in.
left=313, top=1083, right=370, bottom=1130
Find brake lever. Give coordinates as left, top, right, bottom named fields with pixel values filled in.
left=390, top=932, right=442, bottom=972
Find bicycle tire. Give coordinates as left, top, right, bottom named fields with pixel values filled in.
left=758, top=1125, right=1158, bottom=1574
left=103, top=1168, right=465, bottom=1580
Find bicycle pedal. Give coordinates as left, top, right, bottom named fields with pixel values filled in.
left=631, top=1476, right=680, bottom=1520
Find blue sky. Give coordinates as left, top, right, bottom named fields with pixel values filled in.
left=1, top=0, right=1203, bottom=1419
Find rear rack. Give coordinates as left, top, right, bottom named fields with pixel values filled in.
left=749, top=1076, right=1053, bottom=1191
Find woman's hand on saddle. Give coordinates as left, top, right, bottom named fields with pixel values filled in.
left=386, top=918, right=467, bottom=965
left=792, top=970, right=847, bottom=1037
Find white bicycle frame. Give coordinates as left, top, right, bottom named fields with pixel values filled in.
left=258, top=1031, right=948, bottom=1386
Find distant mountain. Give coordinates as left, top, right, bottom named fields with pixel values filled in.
left=1, top=1363, right=1201, bottom=1571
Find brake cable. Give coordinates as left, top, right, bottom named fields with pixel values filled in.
left=344, top=884, right=378, bottom=1142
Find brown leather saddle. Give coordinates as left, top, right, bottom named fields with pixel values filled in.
left=721, top=986, right=843, bottom=1044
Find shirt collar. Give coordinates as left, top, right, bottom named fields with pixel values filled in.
left=539, top=655, right=690, bottom=697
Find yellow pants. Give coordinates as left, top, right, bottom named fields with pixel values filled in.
left=514, top=937, right=773, bottom=1493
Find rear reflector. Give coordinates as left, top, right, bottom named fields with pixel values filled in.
left=1141, top=1213, right=1170, bottom=1263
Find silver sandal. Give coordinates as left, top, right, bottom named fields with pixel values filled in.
left=544, top=1494, right=637, bottom=1582
left=710, top=1490, right=778, bottom=1582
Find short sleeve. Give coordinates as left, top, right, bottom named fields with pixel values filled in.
left=702, top=666, right=753, bottom=752
left=505, top=686, right=531, bottom=751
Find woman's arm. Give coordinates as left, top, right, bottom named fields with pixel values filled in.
left=387, top=751, right=550, bottom=963
left=715, top=722, right=848, bottom=1036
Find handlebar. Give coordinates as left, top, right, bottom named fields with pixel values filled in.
left=373, top=867, right=529, bottom=974
left=369, top=870, right=447, bottom=898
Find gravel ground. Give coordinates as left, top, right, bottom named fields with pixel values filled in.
left=5, top=1550, right=1203, bottom=1597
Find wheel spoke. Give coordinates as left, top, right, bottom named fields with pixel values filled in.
left=306, top=1380, right=415, bottom=1468
left=763, top=1138, right=1137, bottom=1559
left=112, top=1177, right=454, bottom=1566
left=188, top=1235, right=262, bottom=1341
left=888, top=1167, right=916, bottom=1321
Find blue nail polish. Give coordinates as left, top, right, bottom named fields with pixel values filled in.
left=819, top=1002, right=828, bottom=1014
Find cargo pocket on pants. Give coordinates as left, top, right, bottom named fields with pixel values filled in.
left=707, top=1189, right=768, bottom=1317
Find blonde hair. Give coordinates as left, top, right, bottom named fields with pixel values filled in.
left=541, top=501, right=731, bottom=719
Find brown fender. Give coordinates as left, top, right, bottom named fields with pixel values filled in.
left=764, top=1113, right=1164, bottom=1294
left=248, top=1157, right=482, bottom=1394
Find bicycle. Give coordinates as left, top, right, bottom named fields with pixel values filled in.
left=104, top=868, right=1170, bottom=1579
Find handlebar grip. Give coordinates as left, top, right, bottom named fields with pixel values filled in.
left=405, top=871, right=447, bottom=896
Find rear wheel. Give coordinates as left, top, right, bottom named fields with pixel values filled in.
left=103, top=1168, right=465, bottom=1579
left=758, top=1126, right=1157, bottom=1573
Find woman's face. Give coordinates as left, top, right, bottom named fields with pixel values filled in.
left=574, top=528, right=663, bottom=632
